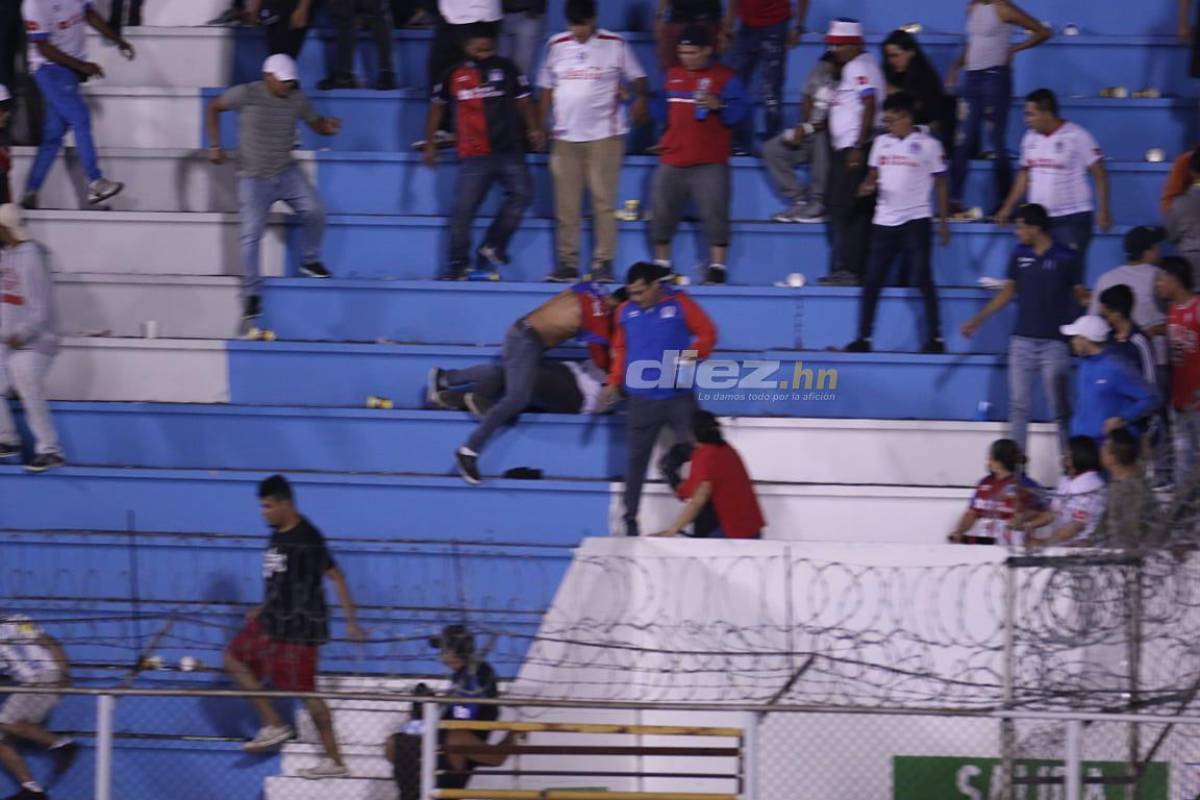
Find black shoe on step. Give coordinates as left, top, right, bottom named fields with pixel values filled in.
left=845, top=338, right=872, bottom=353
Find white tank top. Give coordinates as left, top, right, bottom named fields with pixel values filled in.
left=965, top=2, right=1010, bottom=71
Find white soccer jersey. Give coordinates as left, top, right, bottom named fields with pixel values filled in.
left=23, top=0, right=92, bottom=72
left=828, top=52, right=884, bottom=151
left=537, top=29, right=646, bottom=143
left=437, top=0, right=501, bottom=24
left=1019, top=121, right=1103, bottom=218
left=1048, top=470, right=1107, bottom=544
left=868, top=130, right=947, bottom=226
left=0, top=615, right=57, bottom=685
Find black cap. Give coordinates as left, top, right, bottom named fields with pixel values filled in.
left=1123, top=225, right=1166, bottom=260
left=679, top=24, right=713, bottom=47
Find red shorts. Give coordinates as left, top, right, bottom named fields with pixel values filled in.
left=228, top=620, right=318, bottom=692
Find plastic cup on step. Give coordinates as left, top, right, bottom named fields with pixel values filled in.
left=142, top=320, right=158, bottom=339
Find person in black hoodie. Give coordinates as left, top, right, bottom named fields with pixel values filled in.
left=881, top=30, right=955, bottom=157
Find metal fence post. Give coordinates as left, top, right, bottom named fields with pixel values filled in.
left=742, top=711, right=760, bottom=800
left=95, top=694, right=115, bottom=800
left=421, top=699, right=440, bottom=800
left=1065, top=718, right=1082, bottom=800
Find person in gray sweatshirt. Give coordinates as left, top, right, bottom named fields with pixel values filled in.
left=1167, top=148, right=1200, bottom=288
left=0, top=203, right=62, bottom=473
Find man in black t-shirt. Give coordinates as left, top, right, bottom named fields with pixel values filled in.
left=224, top=475, right=366, bottom=780
left=422, top=24, right=543, bottom=280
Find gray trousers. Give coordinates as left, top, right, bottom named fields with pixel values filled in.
left=498, top=11, right=544, bottom=79
left=761, top=128, right=829, bottom=205
left=0, top=347, right=61, bottom=456
left=623, top=393, right=696, bottom=535
left=451, top=321, right=544, bottom=453
left=650, top=163, right=732, bottom=248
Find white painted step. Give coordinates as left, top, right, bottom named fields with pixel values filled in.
left=25, top=210, right=285, bottom=278
left=11, top=148, right=317, bottom=214
left=266, top=775, right=397, bottom=800
left=55, top=274, right=243, bottom=339
left=87, top=28, right=235, bottom=87
left=620, top=482, right=973, bottom=545
left=48, top=337, right=229, bottom=403
left=282, top=743, right=396, bottom=780
left=131, top=0, right=231, bottom=27
left=80, top=87, right=203, bottom=149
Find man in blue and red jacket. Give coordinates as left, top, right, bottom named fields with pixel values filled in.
left=601, top=262, right=718, bottom=536
left=651, top=24, right=749, bottom=285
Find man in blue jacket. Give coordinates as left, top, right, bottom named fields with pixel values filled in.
left=1061, top=314, right=1160, bottom=442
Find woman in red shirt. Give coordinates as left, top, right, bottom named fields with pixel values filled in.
left=654, top=411, right=765, bottom=539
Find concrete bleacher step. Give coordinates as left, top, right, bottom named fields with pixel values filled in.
left=55, top=274, right=242, bottom=339
left=12, top=146, right=1168, bottom=223
left=44, top=402, right=1062, bottom=485
left=265, top=774, right=396, bottom=800
left=49, top=337, right=229, bottom=403
left=140, top=0, right=229, bottom=27
left=28, top=207, right=1127, bottom=285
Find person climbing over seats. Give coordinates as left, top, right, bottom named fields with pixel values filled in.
left=386, top=624, right=523, bottom=800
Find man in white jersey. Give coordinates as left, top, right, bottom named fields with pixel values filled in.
left=539, top=0, right=648, bottom=283
left=845, top=91, right=949, bottom=353
left=0, top=615, right=76, bottom=800
left=995, top=88, right=1112, bottom=278
left=818, top=17, right=885, bottom=287
left=20, top=0, right=133, bottom=209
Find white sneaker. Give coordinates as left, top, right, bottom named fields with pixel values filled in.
left=87, top=177, right=124, bottom=205
left=242, top=724, right=294, bottom=752
left=297, top=760, right=350, bottom=779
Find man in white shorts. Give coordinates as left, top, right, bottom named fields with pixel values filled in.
left=0, top=615, right=77, bottom=800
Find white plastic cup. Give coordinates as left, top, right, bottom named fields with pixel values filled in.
left=142, top=320, right=159, bottom=339
left=787, top=272, right=806, bottom=288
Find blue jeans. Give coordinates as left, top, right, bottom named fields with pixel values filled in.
left=447, top=153, right=531, bottom=276
left=1008, top=335, right=1072, bottom=457
left=498, top=11, right=544, bottom=80
left=238, top=166, right=326, bottom=294
left=859, top=219, right=940, bottom=343
left=455, top=322, right=544, bottom=453
left=26, top=64, right=102, bottom=192
left=731, top=21, right=788, bottom=149
left=950, top=66, right=1012, bottom=207
left=1050, top=211, right=1094, bottom=278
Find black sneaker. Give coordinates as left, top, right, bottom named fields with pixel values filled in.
left=24, top=453, right=65, bottom=474
left=476, top=245, right=508, bottom=272
left=587, top=260, right=614, bottom=283
left=300, top=261, right=331, bottom=278
left=845, top=338, right=872, bottom=353
left=317, top=74, right=357, bottom=91
left=455, top=447, right=481, bottom=485
left=51, top=741, right=79, bottom=776
left=7, top=787, right=48, bottom=799
left=0, top=443, right=18, bottom=460
left=818, top=271, right=859, bottom=287
left=545, top=268, right=579, bottom=283
left=921, top=338, right=946, bottom=354
left=464, top=392, right=493, bottom=419
left=433, top=390, right=468, bottom=411
left=376, top=71, right=397, bottom=91
left=20, top=191, right=37, bottom=211
left=426, top=367, right=447, bottom=406
left=702, top=265, right=727, bottom=285
left=243, top=295, right=262, bottom=321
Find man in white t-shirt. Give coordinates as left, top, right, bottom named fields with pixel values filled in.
left=539, top=0, right=648, bottom=283
left=995, top=88, right=1112, bottom=279
left=20, top=0, right=133, bottom=209
left=817, top=18, right=884, bottom=287
left=0, top=615, right=77, bottom=800
left=1020, top=435, right=1107, bottom=546
left=845, top=92, right=949, bottom=354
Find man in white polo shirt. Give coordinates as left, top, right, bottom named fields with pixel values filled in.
left=845, top=92, right=949, bottom=354
left=539, top=0, right=648, bottom=283
left=995, top=88, right=1112, bottom=278
left=818, top=17, right=884, bottom=287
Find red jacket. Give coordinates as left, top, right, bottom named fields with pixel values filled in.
left=679, top=443, right=765, bottom=539
left=659, top=63, right=750, bottom=167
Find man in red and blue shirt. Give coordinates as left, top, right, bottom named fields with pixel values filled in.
left=602, top=262, right=718, bottom=536
left=651, top=24, right=749, bottom=285
left=423, top=25, right=543, bottom=279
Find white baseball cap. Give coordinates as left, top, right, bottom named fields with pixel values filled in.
left=825, top=18, right=865, bottom=44
left=0, top=204, right=30, bottom=242
left=263, top=54, right=298, bottom=83
left=1060, top=314, right=1111, bottom=343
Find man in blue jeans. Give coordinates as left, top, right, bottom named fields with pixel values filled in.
left=961, top=203, right=1088, bottom=458
left=207, top=55, right=342, bottom=321
left=722, top=0, right=807, bottom=153
left=21, top=0, right=133, bottom=209
left=423, top=24, right=542, bottom=280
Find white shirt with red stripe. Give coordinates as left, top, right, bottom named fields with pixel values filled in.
left=1019, top=121, right=1103, bottom=218
left=828, top=51, right=884, bottom=151
left=537, top=29, right=646, bottom=143
left=1048, top=470, right=1106, bottom=544
left=868, top=130, right=946, bottom=226
left=23, top=0, right=92, bottom=72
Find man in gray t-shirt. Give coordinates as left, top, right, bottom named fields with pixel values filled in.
left=206, top=54, right=341, bottom=322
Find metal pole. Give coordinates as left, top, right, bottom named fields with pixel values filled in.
left=421, top=699, right=440, bottom=800
left=1001, top=563, right=1017, bottom=800
left=1128, top=565, right=1143, bottom=800
left=95, top=694, right=115, bottom=800
left=1065, top=718, right=1082, bottom=800
left=742, top=711, right=760, bottom=800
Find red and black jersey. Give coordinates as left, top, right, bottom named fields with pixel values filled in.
left=433, top=55, right=531, bottom=159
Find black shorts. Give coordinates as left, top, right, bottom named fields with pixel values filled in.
left=391, top=730, right=487, bottom=799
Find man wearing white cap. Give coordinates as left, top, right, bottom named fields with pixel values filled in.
left=819, top=18, right=884, bottom=287
left=21, top=0, right=133, bottom=209
left=207, top=55, right=342, bottom=322
left=0, top=204, right=63, bottom=473
left=1062, top=314, right=1159, bottom=444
